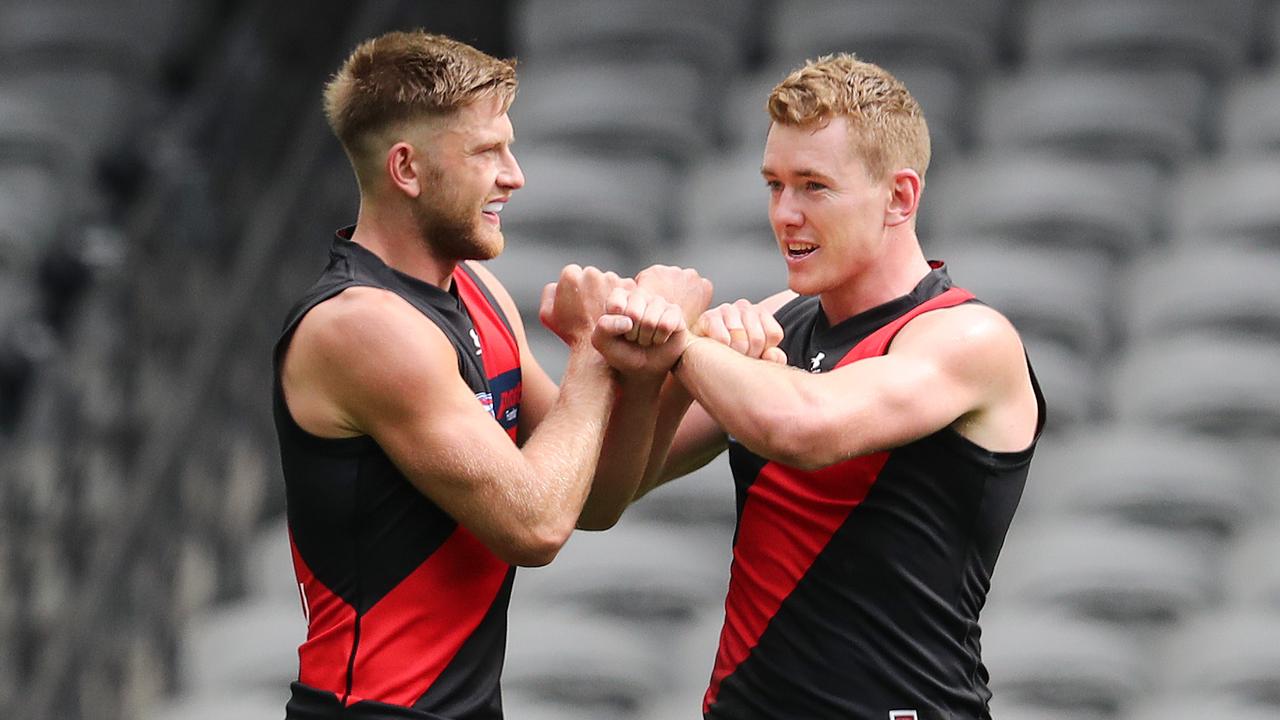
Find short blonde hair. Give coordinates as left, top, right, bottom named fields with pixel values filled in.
left=768, top=54, right=930, bottom=180
left=323, top=30, right=517, bottom=159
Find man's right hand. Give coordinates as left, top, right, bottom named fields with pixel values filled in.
left=592, top=287, right=690, bottom=377
left=695, top=300, right=787, bottom=364
left=539, top=264, right=635, bottom=348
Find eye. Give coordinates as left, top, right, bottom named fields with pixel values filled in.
left=804, top=180, right=827, bottom=192
left=765, top=179, right=782, bottom=192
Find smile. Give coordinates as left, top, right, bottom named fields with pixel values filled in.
left=786, top=241, right=818, bottom=258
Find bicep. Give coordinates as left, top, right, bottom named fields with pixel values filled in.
left=305, top=292, right=536, bottom=544
left=801, top=308, right=1015, bottom=460
left=812, top=353, right=977, bottom=455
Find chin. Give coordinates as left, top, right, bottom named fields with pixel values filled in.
left=468, top=230, right=504, bottom=261
left=786, top=271, right=820, bottom=297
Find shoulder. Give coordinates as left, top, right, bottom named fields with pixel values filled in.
left=291, top=285, right=455, bottom=375
left=890, top=301, right=1026, bottom=378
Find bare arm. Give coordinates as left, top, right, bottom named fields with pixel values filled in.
left=670, top=303, right=1038, bottom=469
left=629, top=289, right=798, bottom=498
left=280, top=285, right=616, bottom=567
left=476, top=262, right=713, bottom=530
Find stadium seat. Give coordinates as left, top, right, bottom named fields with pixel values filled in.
left=0, top=1, right=147, bottom=71
left=681, top=147, right=771, bottom=244
left=640, top=608, right=725, bottom=720
left=980, top=608, right=1145, bottom=716
left=1130, top=695, right=1280, bottom=720
left=245, top=515, right=297, bottom=605
left=939, top=240, right=1115, bottom=360
left=626, top=455, right=739, bottom=537
left=766, top=0, right=1009, bottom=80
left=994, top=518, right=1216, bottom=625
left=141, top=690, right=290, bottom=720
left=1020, top=0, right=1257, bottom=80
left=1111, top=332, right=1280, bottom=436
left=502, top=148, right=677, bottom=261
left=498, top=692, right=603, bottom=720
left=975, top=68, right=1209, bottom=172
left=1124, top=245, right=1280, bottom=342
left=1158, top=609, right=1280, bottom=706
left=926, top=153, right=1162, bottom=257
left=503, top=610, right=667, bottom=718
left=512, top=60, right=713, bottom=166
left=512, top=0, right=756, bottom=86
left=1226, top=524, right=1280, bottom=610
left=1169, top=158, right=1280, bottom=248
left=0, top=162, right=63, bottom=274
left=1220, top=70, right=1280, bottom=154
left=1027, top=424, right=1256, bottom=541
left=180, top=597, right=304, bottom=693
left=511, top=516, right=729, bottom=631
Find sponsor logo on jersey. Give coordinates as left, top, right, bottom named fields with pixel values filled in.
left=469, top=328, right=483, bottom=355
left=890, top=711, right=918, bottom=720
left=476, top=391, right=495, bottom=418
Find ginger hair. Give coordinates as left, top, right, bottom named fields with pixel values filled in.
left=768, top=54, right=930, bottom=180
left=323, top=30, right=517, bottom=164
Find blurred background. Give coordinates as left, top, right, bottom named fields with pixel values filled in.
left=2, top=0, right=1279, bottom=718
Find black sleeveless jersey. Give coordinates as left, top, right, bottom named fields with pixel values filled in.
left=273, top=230, right=523, bottom=720
left=705, top=264, right=1046, bottom=720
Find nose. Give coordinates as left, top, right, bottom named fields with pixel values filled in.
left=770, top=186, right=804, bottom=230
left=500, top=149, right=525, bottom=191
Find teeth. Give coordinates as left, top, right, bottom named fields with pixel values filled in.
left=787, top=242, right=817, bottom=252
left=482, top=201, right=504, bottom=213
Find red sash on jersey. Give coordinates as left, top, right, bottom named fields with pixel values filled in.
left=454, top=264, right=522, bottom=442
left=704, top=286, right=975, bottom=713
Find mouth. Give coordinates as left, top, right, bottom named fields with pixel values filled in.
left=784, top=240, right=818, bottom=260
left=481, top=199, right=506, bottom=224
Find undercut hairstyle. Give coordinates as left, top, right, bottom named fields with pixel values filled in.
left=323, top=30, right=518, bottom=162
left=767, top=54, right=930, bottom=181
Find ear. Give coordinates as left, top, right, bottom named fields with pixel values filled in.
left=385, top=141, right=423, bottom=199
left=885, top=168, right=922, bottom=227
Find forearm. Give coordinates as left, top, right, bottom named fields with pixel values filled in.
left=517, top=345, right=618, bottom=534
left=673, top=337, right=806, bottom=462
left=576, top=373, right=666, bottom=530
left=630, top=376, right=704, bottom=499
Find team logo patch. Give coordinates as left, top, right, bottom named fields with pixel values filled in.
left=809, top=351, right=826, bottom=372
left=889, top=711, right=918, bottom=720
left=476, top=391, right=495, bottom=418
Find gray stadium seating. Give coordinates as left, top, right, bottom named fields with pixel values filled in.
left=926, top=153, right=1162, bottom=257
left=1112, top=332, right=1280, bottom=436
left=975, top=69, right=1209, bottom=171
left=1020, top=0, right=1258, bottom=80
left=1027, top=425, right=1257, bottom=542
left=980, top=608, right=1145, bottom=716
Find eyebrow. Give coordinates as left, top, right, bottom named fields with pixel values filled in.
left=761, top=166, right=834, bottom=182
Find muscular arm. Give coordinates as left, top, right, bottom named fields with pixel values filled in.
left=671, top=303, right=1038, bottom=469
left=280, top=285, right=616, bottom=567
left=628, top=289, right=799, bottom=498
left=469, top=262, right=697, bottom=530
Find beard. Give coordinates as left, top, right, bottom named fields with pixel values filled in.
left=411, top=193, right=503, bottom=262
left=412, top=161, right=503, bottom=261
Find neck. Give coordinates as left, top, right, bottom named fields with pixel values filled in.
left=348, top=200, right=456, bottom=289
left=818, top=228, right=932, bottom=326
